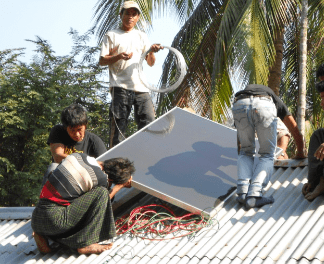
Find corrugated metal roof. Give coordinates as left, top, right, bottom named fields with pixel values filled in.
left=1, top=164, right=324, bottom=264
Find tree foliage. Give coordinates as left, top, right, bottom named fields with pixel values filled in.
left=158, top=0, right=324, bottom=125
left=0, top=30, right=110, bottom=206
left=93, top=0, right=324, bottom=125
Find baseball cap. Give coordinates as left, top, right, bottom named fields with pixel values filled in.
left=120, top=1, right=141, bottom=14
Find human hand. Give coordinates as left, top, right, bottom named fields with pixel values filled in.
left=109, top=45, right=132, bottom=61
left=292, top=147, right=308, bottom=159
left=302, top=182, right=312, bottom=196
left=113, top=176, right=133, bottom=190
left=118, top=52, right=133, bottom=61
left=150, top=44, right=164, bottom=53
left=123, top=176, right=133, bottom=188
left=97, top=161, right=104, bottom=170
left=314, top=143, right=324, bottom=161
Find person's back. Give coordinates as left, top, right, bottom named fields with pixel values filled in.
left=233, top=84, right=306, bottom=209
left=40, top=153, right=108, bottom=205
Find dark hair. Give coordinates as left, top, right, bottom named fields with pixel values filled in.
left=316, top=81, right=324, bottom=93
left=61, top=104, right=88, bottom=129
left=103, top=158, right=135, bottom=184
left=316, top=64, right=324, bottom=79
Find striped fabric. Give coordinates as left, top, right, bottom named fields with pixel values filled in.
left=40, top=153, right=108, bottom=206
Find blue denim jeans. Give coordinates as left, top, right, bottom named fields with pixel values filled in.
left=109, top=87, right=155, bottom=148
left=232, top=96, right=277, bottom=197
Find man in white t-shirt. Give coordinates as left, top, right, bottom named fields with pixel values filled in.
left=99, top=1, right=163, bottom=148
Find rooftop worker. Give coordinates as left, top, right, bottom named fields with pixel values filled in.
left=302, top=80, right=324, bottom=201
left=48, top=103, right=107, bottom=163
left=31, top=153, right=134, bottom=254
left=43, top=104, right=107, bottom=186
left=99, top=0, right=163, bottom=148
left=232, top=84, right=307, bottom=209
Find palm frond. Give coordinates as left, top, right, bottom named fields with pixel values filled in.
left=93, top=0, right=197, bottom=43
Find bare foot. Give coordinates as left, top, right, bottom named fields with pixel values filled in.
left=33, top=232, right=52, bottom=254
left=77, top=243, right=113, bottom=254
left=302, top=182, right=312, bottom=196
left=305, top=178, right=324, bottom=201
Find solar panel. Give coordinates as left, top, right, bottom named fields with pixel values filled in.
left=98, top=107, right=238, bottom=217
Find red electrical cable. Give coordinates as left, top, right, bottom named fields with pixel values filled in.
left=115, top=204, right=214, bottom=240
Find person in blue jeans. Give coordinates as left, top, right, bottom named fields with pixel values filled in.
left=232, top=84, right=307, bottom=209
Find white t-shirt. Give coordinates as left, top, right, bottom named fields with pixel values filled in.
left=100, top=28, right=151, bottom=92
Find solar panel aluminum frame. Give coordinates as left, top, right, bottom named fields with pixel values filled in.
left=98, top=107, right=238, bottom=218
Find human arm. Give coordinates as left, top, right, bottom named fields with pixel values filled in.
left=145, top=44, right=164, bottom=67
left=99, top=45, right=133, bottom=66
left=108, top=176, right=133, bottom=200
left=50, top=143, right=68, bottom=163
left=302, top=182, right=313, bottom=195
left=47, top=125, right=74, bottom=163
left=282, top=115, right=307, bottom=159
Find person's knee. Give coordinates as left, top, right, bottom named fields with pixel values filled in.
left=136, top=111, right=155, bottom=129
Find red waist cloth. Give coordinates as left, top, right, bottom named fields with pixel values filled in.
left=40, top=181, right=71, bottom=206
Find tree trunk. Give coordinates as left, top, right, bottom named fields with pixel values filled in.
left=268, top=28, right=285, bottom=96
left=298, top=0, right=308, bottom=137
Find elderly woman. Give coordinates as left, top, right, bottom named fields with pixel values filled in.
left=31, top=152, right=134, bottom=254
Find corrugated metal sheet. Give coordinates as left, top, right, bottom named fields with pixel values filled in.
left=1, top=165, right=324, bottom=264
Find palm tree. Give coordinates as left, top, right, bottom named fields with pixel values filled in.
left=93, top=0, right=198, bottom=42
left=156, top=0, right=297, bottom=122
left=280, top=0, right=324, bottom=130
left=298, top=0, right=307, bottom=136
left=93, top=0, right=324, bottom=126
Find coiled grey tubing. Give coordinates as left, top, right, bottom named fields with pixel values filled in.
left=138, top=46, right=187, bottom=93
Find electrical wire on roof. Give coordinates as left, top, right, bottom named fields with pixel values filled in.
left=115, top=204, right=217, bottom=240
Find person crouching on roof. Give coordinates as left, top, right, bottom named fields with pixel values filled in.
left=31, top=153, right=134, bottom=254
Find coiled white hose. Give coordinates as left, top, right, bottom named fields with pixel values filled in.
left=138, top=46, right=187, bottom=93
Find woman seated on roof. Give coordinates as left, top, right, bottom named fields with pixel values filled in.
left=31, top=152, right=134, bottom=254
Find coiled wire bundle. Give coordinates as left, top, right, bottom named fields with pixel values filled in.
left=138, top=46, right=187, bottom=93
left=115, top=204, right=216, bottom=240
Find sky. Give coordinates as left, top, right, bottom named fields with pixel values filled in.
left=0, top=0, right=182, bottom=84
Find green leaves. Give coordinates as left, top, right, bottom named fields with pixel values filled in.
left=150, top=0, right=324, bottom=125
left=93, top=0, right=198, bottom=43
left=0, top=30, right=110, bottom=206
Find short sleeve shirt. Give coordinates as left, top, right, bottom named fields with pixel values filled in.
left=47, top=125, right=107, bottom=158
left=100, top=28, right=151, bottom=92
